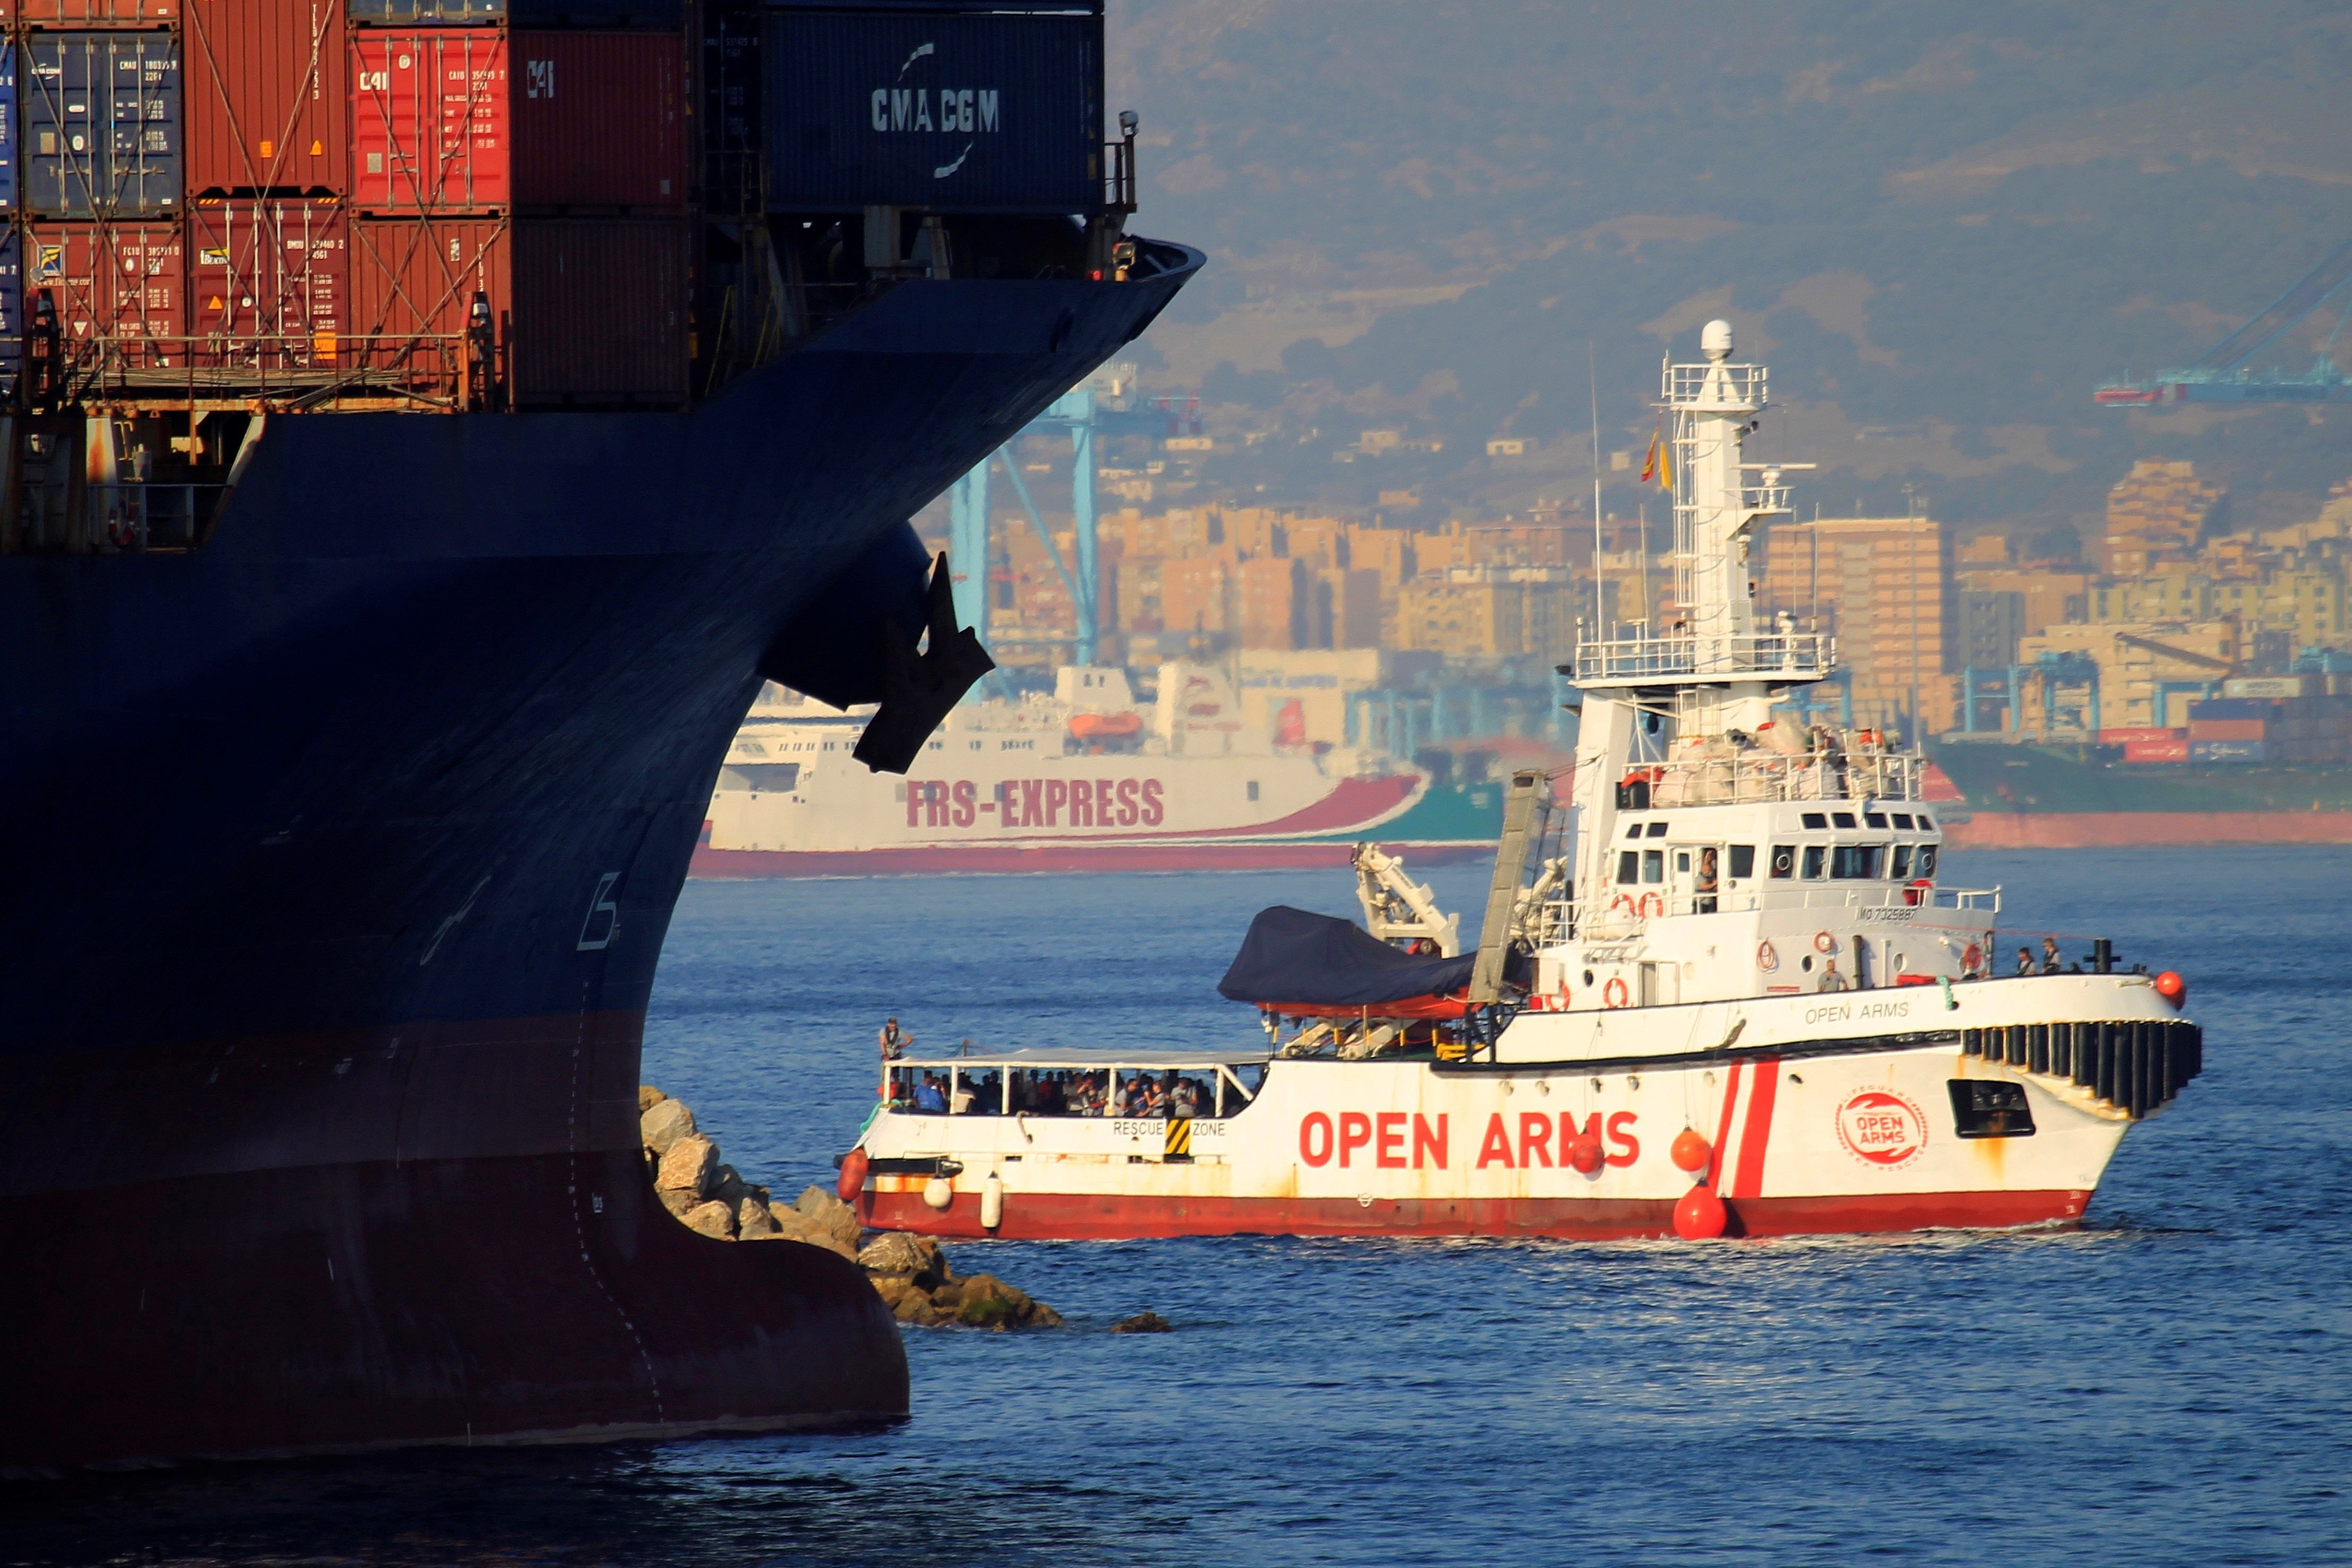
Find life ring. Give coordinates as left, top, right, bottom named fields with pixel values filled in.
left=1903, top=877, right=1931, bottom=907
left=1963, top=942, right=1983, bottom=972
left=1611, top=893, right=1638, bottom=917
left=1813, top=930, right=1836, bottom=954
left=1603, top=977, right=1630, bottom=1009
left=1756, top=939, right=1779, bottom=973
left=1638, top=891, right=1666, bottom=918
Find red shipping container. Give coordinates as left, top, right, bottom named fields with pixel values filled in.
left=2187, top=718, right=2268, bottom=742
left=347, top=215, right=688, bottom=405
left=351, top=30, right=507, bottom=212
left=510, top=32, right=685, bottom=211
left=189, top=196, right=347, bottom=365
left=18, top=0, right=176, bottom=25
left=23, top=221, right=186, bottom=365
left=2099, top=727, right=2184, bottom=746
left=2123, top=739, right=2191, bottom=764
left=351, top=32, right=686, bottom=215
left=183, top=0, right=349, bottom=196
left=507, top=217, right=686, bottom=405
left=348, top=214, right=506, bottom=386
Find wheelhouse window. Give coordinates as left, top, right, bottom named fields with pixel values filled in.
left=1891, top=844, right=1914, bottom=879
left=1863, top=811, right=1889, bottom=828
left=1623, top=820, right=1645, bottom=839
left=1768, top=845, right=1796, bottom=879
left=1832, top=812, right=1857, bottom=828
left=1729, top=845, right=1756, bottom=879
left=1801, top=812, right=1828, bottom=829
left=1641, top=849, right=1664, bottom=884
left=1892, top=813, right=1915, bottom=829
left=1618, top=850, right=1639, bottom=883
left=1829, top=845, right=1884, bottom=879
left=1801, top=845, right=1826, bottom=879
left=1646, top=822, right=1668, bottom=838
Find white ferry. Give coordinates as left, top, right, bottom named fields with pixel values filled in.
left=693, top=662, right=1462, bottom=876
left=836, top=322, right=2203, bottom=1241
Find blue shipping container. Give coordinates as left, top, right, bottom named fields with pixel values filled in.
left=0, top=47, right=18, bottom=213
left=2190, top=739, right=2268, bottom=765
left=23, top=32, right=180, bottom=218
left=2186, top=697, right=2265, bottom=720
left=764, top=7, right=1102, bottom=213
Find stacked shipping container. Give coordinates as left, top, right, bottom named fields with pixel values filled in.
left=2, top=0, right=689, bottom=402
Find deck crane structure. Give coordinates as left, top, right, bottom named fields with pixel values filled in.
left=2096, top=232, right=2352, bottom=405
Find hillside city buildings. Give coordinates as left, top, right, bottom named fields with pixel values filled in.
left=930, top=452, right=2352, bottom=753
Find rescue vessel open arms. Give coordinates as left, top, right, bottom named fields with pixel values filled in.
left=842, top=321, right=2205, bottom=1243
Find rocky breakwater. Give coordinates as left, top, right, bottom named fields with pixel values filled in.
left=638, top=1086, right=1059, bottom=1331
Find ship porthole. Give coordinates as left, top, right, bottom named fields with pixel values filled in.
left=1583, top=970, right=1595, bottom=987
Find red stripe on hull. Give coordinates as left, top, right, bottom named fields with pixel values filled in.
left=1945, top=811, right=2352, bottom=848
left=1732, top=1057, right=1780, bottom=1201
left=863, top=1187, right=2091, bottom=1241
left=691, top=840, right=1492, bottom=878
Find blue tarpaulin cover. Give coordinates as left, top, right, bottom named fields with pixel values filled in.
left=1216, top=905, right=1475, bottom=1007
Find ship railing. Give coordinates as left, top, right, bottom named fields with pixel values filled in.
left=47, top=332, right=488, bottom=410
left=1572, top=631, right=1831, bottom=683
left=1631, top=750, right=1925, bottom=806
left=1559, top=882, right=2001, bottom=932
left=1663, top=361, right=1767, bottom=408
left=81, top=483, right=229, bottom=552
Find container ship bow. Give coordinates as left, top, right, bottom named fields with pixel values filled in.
left=0, top=0, right=1195, bottom=1468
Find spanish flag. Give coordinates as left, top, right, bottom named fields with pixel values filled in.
left=1639, top=428, right=1673, bottom=490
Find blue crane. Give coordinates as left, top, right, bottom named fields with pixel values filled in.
left=2095, top=232, right=2352, bottom=406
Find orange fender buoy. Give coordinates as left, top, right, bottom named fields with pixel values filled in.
left=835, top=1148, right=870, bottom=1205
left=2155, top=971, right=2187, bottom=1008
left=1673, top=1183, right=1728, bottom=1240
left=1670, top=1128, right=1713, bottom=1173
left=1569, top=1134, right=1605, bottom=1175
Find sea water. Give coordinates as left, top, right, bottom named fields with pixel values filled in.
left=7, top=849, right=2347, bottom=1565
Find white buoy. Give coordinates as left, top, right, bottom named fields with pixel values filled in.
left=980, top=1171, right=1005, bottom=1230
left=922, top=1176, right=953, bottom=1210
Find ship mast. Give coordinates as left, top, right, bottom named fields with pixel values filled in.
left=1568, top=320, right=1829, bottom=902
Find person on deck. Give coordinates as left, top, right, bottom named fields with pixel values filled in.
left=1696, top=847, right=1720, bottom=914
left=912, top=1074, right=948, bottom=1114
left=2041, top=937, right=2063, bottom=974
left=2015, top=946, right=2036, bottom=976
left=1816, top=956, right=1849, bottom=993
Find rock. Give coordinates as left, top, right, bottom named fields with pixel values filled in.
left=1029, top=1300, right=1065, bottom=1329
left=892, top=1290, right=943, bottom=1327
left=869, top=1275, right=921, bottom=1312
left=638, top=1085, right=666, bottom=1113
left=640, top=1098, right=697, bottom=1154
left=858, top=1231, right=946, bottom=1286
left=737, top=1196, right=782, bottom=1238
left=792, top=1186, right=863, bottom=1252
left=656, top=1134, right=719, bottom=1196
left=953, top=1274, right=1019, bottom=1329
left=657, top=1187, right=699, bottom=1220
left=713, top=1164, right=748, bottom=1210
left=1111, top=1312, right=1173, bottom=1334
left=769, top=1203, right=858, bottom=1261
left=746, top=1183, right=771, bottom=1211
left=682, top=1199, right=737, bottom=1240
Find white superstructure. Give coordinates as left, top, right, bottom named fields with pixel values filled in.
left=840, top=324, right=2203, bottom=1243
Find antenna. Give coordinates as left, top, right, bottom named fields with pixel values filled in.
left=1587, top=342, right=1603, bottom=627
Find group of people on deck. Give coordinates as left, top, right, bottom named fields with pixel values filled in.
left=882, top=1019, right=1224, bottom=1118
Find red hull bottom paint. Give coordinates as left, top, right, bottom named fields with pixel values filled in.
left=1946, top=811, right=2352, bottom=848
left=863, top=1188, right=2089, bottom=1241
left=690, top=841, right=1493, bottom=878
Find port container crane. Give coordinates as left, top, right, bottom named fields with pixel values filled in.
left=2095, top=232, right=2352, bottom=405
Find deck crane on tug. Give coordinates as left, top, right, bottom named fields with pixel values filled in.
left=840, top=322, right=2206, bottom=1244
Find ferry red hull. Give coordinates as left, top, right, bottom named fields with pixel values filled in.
left=862, top=1187, right=2088, bottom=1241
left=1946, top=811, right=2352, bottom=848
left=691, top=840, right=1493, bottom=878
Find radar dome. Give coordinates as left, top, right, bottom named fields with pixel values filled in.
left=1701, top=319, right=1735, bottom=361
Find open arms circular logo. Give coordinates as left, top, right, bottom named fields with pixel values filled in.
left=1834, top=1088, right=1928, bottom=1168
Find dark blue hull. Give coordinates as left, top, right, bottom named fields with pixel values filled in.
left=0, top=253, right=1198, bottom=1468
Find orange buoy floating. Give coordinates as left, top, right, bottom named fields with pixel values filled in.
left=2155, top=971, right=2188, bottom=1008
left=835, top=1147, right=870, bottom=1205
left=1670, top=1128, right=1713, bottom=1172
left=1568, top=1133, right=1605, bottom=1175
left=1673, top=1183, right=1728, bottom=1240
